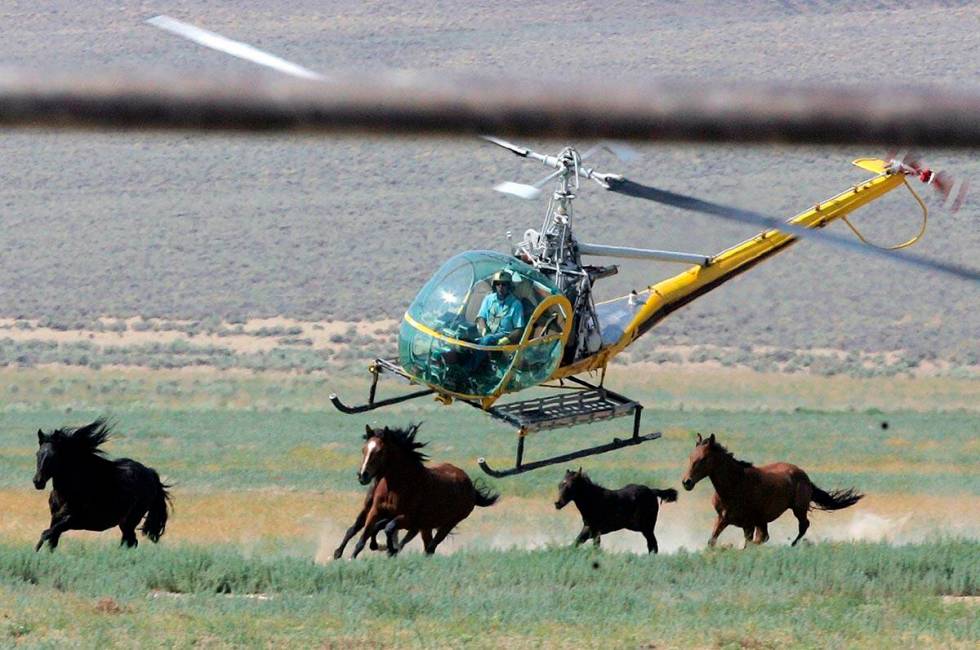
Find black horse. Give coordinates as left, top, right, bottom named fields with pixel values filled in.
left=33, top=418, right=171, bottom=551
left=555, top=468, right=677, bottom=553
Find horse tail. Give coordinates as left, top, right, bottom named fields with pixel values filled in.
left=810, top=484, right=863, bottom=511
left=142, top=475, right=173, bottom=543
left=472, top=479, right=500, bottom=508
left=654, top=488, right=678, bottom=503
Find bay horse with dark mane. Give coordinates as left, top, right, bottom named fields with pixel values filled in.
left=33, top=418, right=172, bottom=551
left=555, top=468, right=677, bottom=553
left=332, top=480, right=388, bottom=557
left=334, top=424, right=499, bottom=558
left=681, top=433, right=862, bottom=547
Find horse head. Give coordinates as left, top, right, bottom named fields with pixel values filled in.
left=555, top=467, right=585, bottom=509
left=359, top=425, right=387, bottom=485
left=682, top=433, right=717, bottom=491
left=34, top=428, right=58, bottom=490
left=33, top=418, right=113, bottom=490
left=358, top=423, right=428, bottom=485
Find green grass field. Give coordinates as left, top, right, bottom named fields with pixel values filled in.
left=0, top=540, right=976, bottom=648
left=0, top=367, right=977, bottom=647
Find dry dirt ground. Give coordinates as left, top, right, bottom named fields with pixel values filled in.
left=2, top=316, right=977, bottom=379
left=0, top=316, right=397, bottom=354
left=3, top=488, right=976, bottom=561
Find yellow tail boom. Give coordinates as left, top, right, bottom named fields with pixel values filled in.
left=555, top=159, right=911, bottom=378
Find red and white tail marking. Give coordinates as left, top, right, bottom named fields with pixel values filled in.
left=886, top=151, right=969, bottom=213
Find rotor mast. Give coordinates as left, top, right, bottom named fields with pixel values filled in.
left=509, top=146, right=608, bottom=359
left=494, top=139, right=713, bottom=361
left=522, top=147, right=580, bottom=289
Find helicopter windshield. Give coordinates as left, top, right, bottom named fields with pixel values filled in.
left=399, top=251, right=569, bottom=398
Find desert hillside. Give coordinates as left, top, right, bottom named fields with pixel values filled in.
left=0, top=1, right=977, bottom=362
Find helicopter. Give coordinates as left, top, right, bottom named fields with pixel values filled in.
left=326, top=141, right=967, bottom=476
left=33, top=15, right=969, bottom=477
left=139, top=15, right=977, bottom=477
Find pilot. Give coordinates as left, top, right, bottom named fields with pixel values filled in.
left=455, top=270, right=526, bottom=377
left=475, top=270, right=525, bottom=346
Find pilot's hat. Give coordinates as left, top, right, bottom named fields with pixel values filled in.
left=491, top=270, right=514, bottom=286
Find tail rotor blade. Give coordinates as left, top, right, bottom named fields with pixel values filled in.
left=884, top=151, right=968, bottom=213
left=606, top=177, right=980, bottom=283
left=932, top=173, right=969, bottom=213
left=948, top=178, right=969, bottom=213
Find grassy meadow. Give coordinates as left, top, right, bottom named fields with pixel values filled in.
left=0, top=541, right=976, bottom=648
left=0, top=366, right=976, bottom=647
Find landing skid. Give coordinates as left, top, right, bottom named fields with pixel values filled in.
left=330, top=361, right=662, bottom=477
left=473, top=377, right=661, bottom=478
left=329, top=358, right=434, bottom=414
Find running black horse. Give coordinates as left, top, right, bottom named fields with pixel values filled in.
left=33, top=418, right=171, bottom=551
left=555, top=468, right=677, bottom=553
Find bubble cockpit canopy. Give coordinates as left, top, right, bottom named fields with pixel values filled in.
left=399, top=251, right=571, bottom=399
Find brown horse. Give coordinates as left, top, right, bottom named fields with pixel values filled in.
left=681, top=433, right=862, bottom=548
left=342, top=424, right=499, bottom=557
left=331, top=480, right=390, bottom=558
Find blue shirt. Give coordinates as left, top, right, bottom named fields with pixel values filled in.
left=478, top=292, right=525, bottom=335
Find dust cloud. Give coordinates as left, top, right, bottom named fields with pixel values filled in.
left=316, top=500, right=978, bottom=561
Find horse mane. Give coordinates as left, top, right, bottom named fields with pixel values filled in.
left=710, top=438, right=754, bottom=468
left=572, top=470, right=598, bottom=488
left=365, top=423, right=429, bottom=465
left=47, top=418, right=114, bottom=456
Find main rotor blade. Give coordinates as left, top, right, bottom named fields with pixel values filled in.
left=481, top=135, right=531, bottom=157
left=146, top=15, right=327, bottom=81
left=607, top=178, right=980, bottom=283
left=531, top=169, right=563, bottom=188
left=493, top=181, right=544, bottom=199
left=599, top=142, right=639, bottom=163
